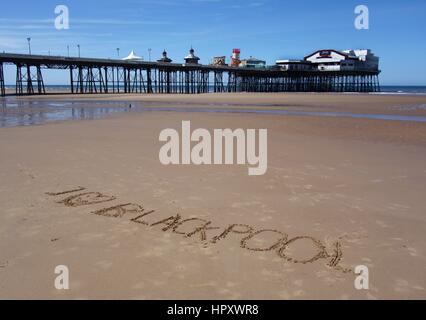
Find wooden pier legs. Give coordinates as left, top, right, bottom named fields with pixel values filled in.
left=0, top=63, right=5, bottom=97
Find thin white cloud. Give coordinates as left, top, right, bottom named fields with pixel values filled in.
left=0, top=18, right=170, bottom=27
left=71, top=18, right=170, bottom=25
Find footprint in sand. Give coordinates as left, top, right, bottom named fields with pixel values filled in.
left=403, top=246, right=418, bottom=257
left=394, top=279, right=425, bottom=293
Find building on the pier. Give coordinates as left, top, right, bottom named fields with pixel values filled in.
left=184, top=47, right=200, bottom=65
left=212, top=56, right=226, bottom=66
left=158, top=50, right=172, bottom=63
left=275, top=59, right=312, bottom=71
left=342, top=49, right=379, bottom=71
left=304, top=49, right=379, bottom=72
left=240, top=56, right=266, bottom=69
left=123, top=51, right=144, bottom=61
left=230, top=49, right=241, bottom=67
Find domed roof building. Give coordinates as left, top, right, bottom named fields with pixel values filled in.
left=184, top=47, right=200, bottom=65
left=158, top=50, right=172, bottom=63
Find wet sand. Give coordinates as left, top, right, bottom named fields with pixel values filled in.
left=18, top=92, right=426, bottom=116
left=0, top=93, right=425, bottom=300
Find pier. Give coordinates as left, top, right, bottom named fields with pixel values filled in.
left=0, top=53, right=380, bottom=97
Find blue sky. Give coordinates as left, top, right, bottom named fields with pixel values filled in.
left=1, top=0, right=425, bottom=85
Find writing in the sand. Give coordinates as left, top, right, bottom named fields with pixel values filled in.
left=46, top=187, right=352, bottom=273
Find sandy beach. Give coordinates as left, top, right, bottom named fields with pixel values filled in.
left=0, top=92, right=425, bottom=300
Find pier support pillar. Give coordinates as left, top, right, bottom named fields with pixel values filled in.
left=103, top=67, right=108, bottom=93
left=70, top=66, right=74, bottom=93
left=15, top=64, right=45, bottom=95
left=147, top=69, right=153, bottom=94
left=375, top=75, right=381, bottom=92
left=227, top=72, right=237, bottom=93
left=36, top=66, right=45, bottom=94
left=166, top=70, right=171, bottom=94
left=0, top=63, right=5, bottom=97
left=78, top=66, right=84, bottom=93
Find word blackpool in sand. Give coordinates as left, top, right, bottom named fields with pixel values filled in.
left=159, top=121, right=268, bottom=176
left=46, top=187, right=352, bottom=274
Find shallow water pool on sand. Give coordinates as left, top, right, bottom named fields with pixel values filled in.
left=138, top=106, right=426, bottom=123
left=0, top=99, right=140, bottom=128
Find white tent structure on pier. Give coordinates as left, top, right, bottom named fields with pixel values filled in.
left=123, top=51, right=143, bottom=61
